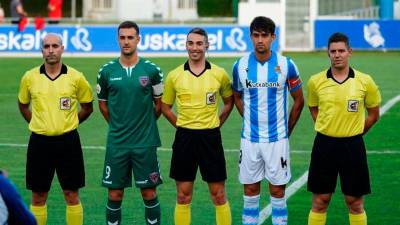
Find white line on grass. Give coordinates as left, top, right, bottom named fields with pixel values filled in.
left=0, top=96, right=399, bottom=224
left=258, top=94, right=400, bottom=225
left=1, top=143, right=399, bottom=155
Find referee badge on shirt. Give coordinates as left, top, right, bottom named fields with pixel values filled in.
left=60, top=97, right=71, bottom=110
left=206, top=92, right=216, bottom=105
left=348, top=100, right=359, bottom=112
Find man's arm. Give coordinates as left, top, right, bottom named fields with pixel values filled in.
left=16, top=4, right=27, bottom=16
left=219, top=95, right=234, bottom=127
left=161, top=103, right=177, bottom=128
left=78, top=102, right=93, bottom=124
left=153, top=98, right=162, bottom=119
left=0, top=174, right=36, bottom=225
left=18, top=101, right=31, bottom=123
left=309, top=106, right=318, bottom=123
left=288, top=88, right=304, bottom=136
left=233, top=91, right=243, bottom=117
left=363, top=106, right=379, bottom=135
left=98, top=100, right=110, bottom=123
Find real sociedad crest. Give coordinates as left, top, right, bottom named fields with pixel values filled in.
left=139, top=76, right=149, bottom=87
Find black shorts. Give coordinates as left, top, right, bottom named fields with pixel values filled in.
left=26, top=130, right=85, bottom=192
left=307, top=132, right=371, bottom=196
left=170, top=127, right=227, bottom=182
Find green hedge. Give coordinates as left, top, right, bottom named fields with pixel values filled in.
left=197, top=0, right=232, bottom=17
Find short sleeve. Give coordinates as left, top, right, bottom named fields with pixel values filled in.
left=232, top=60, right=243, bottom=92
left=150, top=64, right=164, bottom=98
left=77, top=73, right=93, bottom=103
left=161, top=72, right=175, bottom=105
left=18, top=73, right=30, bottom=104
left=96, top=68, right=108, bottom=101
left=220, top=69, right=233, bottom=98
left=365, top=76, right=381, bottom=108
left=307, top=77, right=318, bottom=107
left=286, top=58, right=302, bottom=92
left=150, top=64, right=163, bottom=85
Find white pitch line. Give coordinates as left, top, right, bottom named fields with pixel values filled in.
left=1, top=143, right=399, bottom=155
left=258, top=94, right=400, bottom=225
left=0, top=96, right=399, bottom=224
left=381, top=95, right=400, bottom=115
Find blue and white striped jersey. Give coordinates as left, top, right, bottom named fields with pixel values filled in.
left=232, top=51, right=302, bottom=143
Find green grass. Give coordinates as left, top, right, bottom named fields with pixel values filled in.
left=0, top=52, right=399, bottom=224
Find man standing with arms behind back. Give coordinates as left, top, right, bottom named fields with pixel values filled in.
left=307, top=32, right=381, bottom=225
left=162, top=27, right=233, bottom=225
left=18, top=33, right=93, bottom=225
left=232, top=16, right=304, bottom=225
left=97, top=21, right=164, bottom=225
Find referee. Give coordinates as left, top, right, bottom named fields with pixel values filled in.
left=18, top=33, right=93, bottom=225
left=307, top=32, right=381, bottom=225
left=161, top=27, right=233, bottom=225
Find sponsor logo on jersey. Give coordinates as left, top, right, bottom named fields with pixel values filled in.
left=348, top=100, right=359, bottom=112
left=60, top=97, right=71, bottom=110
left=110, top=77, right=122, bottom=81
left=139, top=76, right=149, bottom=87
left=206, top=92, right=216, bottom=105
left=245, top=79, right=280, bottom=88
left=149, top=172, right=160, bottom=183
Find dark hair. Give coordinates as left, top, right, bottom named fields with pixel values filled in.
left=187, top=27, right=209, bottom=44
left=250, top=16, right=275, bottom=35
left=118, top=21, right=140, bottom=35
left=328, top=32, right=350, bottom=49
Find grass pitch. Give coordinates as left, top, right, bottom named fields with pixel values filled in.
left=0, top=51, right=399, bottom=224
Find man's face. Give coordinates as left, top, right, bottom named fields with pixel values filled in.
left=118, top=27, right=140, bottom=56
left=328, top=42, right=352, bottom=70
left=250, top=30, right=275, bottom=54
left=42, top=35, right=64, bottom=65
left=186, top=33, right=208, bottom=62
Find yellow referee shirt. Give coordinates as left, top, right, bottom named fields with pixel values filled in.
left=162, top=61, right=233, bottom=129
left=307, top=68, right=381, bottom=137
left=18, top=64, right=93, bottom=136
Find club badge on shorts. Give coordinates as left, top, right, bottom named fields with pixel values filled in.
left=206, top=92, right=216, bottom=105
left=149, top=172, right=160, bottom=183
left=60, top=97, right=71, bottom=110
left=139, top=76, right=149, bottom=87
left=348, top=100, right=359, bottom=112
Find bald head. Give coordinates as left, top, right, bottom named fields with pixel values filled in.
left=41, top=33, right=64, bottom=65
left=42, top=33, right=63, bottom=48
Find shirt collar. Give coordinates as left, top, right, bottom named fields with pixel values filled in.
left=184, top=60, right=211, bottom=70
left=40, top=64, right=68, bottom=81
left=326, top=67, right=355, bottom=78
left=184, top=60, right=211, bottom=77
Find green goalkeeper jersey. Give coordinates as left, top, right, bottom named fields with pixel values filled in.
left=97, top=57, right=163, bottom=148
